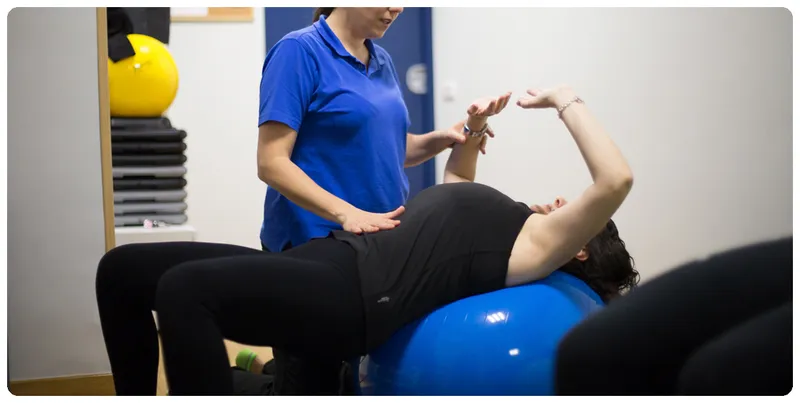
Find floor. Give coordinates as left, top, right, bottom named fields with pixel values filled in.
left=155, top=340, right=273, bottom=396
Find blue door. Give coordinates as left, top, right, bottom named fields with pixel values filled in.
left=264, top=7, right=436, bottom=199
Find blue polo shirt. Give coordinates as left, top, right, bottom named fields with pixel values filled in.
left=258, top=15, right=411, bottom=252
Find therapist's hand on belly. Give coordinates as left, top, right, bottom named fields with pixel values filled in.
left=258, top=121, right=404, bottom=235
left=336, top=205, right=406, bottom=234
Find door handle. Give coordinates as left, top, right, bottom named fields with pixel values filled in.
left=405, top=63, right=427, bottom=95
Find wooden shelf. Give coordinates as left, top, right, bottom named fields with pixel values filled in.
left=171, top=7, right=253, bottom=23
left=115, top=224, right=197, bottom=246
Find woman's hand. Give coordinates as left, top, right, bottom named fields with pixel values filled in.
left=337, top=205, right=406, bottom=234
left=516, top=86, right=577, bottom=110
left=465, top=91, right=512, bottom=154
left=467, top=91, right=513, bottom=117
left=421, top=92, right=511, bottom=157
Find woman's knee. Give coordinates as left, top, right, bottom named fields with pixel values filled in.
left=96, top=243, right=148, bottom=291
left=153, top=261, right=210, bottom=313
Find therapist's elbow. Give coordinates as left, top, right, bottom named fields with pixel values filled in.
left=257, top=157, right=284, bottom=186
left=257, top=167, right=271, bottom=185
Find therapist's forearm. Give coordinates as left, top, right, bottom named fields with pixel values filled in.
left=259, top=157, right=353, bottom=224
left=405, top=132, right=441, bottom=168
left=404, top=117, right=470, bottom=168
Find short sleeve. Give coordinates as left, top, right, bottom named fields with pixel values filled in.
left=258, top=39, right=318, bottom=131
left=516, top=202, right=534, bottom=214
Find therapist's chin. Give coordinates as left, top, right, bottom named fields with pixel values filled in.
left=368, top=31, right=388, bottom=40
left=367, top=25, right=391, bottom=39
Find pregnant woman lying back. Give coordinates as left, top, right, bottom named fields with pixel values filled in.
left=95, top=85, right=638, bottom=395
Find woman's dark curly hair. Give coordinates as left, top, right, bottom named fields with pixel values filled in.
left=312, top=8, right=335, bottom=22
left=559, top=219, right=639, bottom=303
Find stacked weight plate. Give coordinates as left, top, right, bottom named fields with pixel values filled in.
left=111, top=117, right=189, bottom=227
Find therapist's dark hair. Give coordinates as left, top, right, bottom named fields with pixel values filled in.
left=313, top=8, right=335, bottom=22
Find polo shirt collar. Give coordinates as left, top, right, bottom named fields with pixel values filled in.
left=314, top=15, right=386, bottom=67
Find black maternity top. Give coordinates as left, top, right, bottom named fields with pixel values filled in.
left=332, top=181, right=533, bottom=351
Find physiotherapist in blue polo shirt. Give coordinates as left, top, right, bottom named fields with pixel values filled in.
left=250, top=7, right=511, bottom=395
left=257, top=7, right=503, bottom=253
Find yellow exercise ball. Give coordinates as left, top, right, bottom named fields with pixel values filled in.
left=108, top=34, right=179, bottom=118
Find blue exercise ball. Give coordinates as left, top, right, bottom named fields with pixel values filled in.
left=357, top=271, right=605, bottom=395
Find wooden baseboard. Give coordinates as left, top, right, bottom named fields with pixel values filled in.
left=9, top=374, right=115, bottom=396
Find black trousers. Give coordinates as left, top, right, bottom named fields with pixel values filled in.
left=229, top=354, right=351, bottom=396
left=258, top=241, right=351, bottom=396
left=230, top=367, right=274, bottom=395
left=554, top=237, right=792, bottom=395
left=95, top=238, right=365, bottom=395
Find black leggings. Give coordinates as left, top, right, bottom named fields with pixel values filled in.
left=554, top=237, right=792, bottom=395
left=95, top=237, right=365, bottom=395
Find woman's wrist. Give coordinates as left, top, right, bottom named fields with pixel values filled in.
left=465, top=116, right=488, bottom=131
left=549, top=88, right=578, bottom=110
left=463, top=116, right=489, bottom=147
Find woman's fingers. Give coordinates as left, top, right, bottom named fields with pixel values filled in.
left=485, top=99, right=497, bottom=115
left=497, top=92, right=511, bottom=112
left=517, top=88, right=546, bottom=109
left=467, top=92, right=512, bottom=117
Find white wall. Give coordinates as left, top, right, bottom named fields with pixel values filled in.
left=165, top=9, right=266, bottom=249
left=433, top=8, right=792, bottom=281
left=7, top=8, right=111, bottom=380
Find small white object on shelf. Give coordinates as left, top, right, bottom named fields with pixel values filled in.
left=171, top=7, right=209, bottom=17
left=115, top=224, right=197, bottom=246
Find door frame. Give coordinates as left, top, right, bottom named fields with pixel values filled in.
left=96, top=7, right=116, bottom=251
left=416, top=7, right=436, bottom=189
